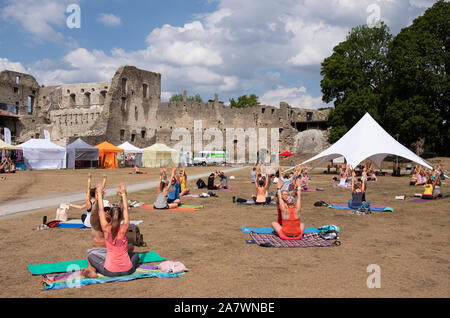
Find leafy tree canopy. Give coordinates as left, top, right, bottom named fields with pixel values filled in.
left=229, top=94, right=260, bottom=108
left=170, top=93, right=203, bottom=103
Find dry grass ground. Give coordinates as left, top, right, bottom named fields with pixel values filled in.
left=0, top=161, right=449, bottom=298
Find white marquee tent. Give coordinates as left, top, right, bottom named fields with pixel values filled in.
left=142, top=143, right=179, bottom=168
left=19, top=139, right=67, bottom=170
left=118, top=141, right=144, bottom=167
left=301, top=113, right=433, bottom=170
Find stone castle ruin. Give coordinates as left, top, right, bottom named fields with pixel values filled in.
left=0, top=66, right=330, bottom=156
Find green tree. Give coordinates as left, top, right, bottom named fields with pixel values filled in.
left=229, top=94, right=259, bottom=108
left=169, top=93, right=203, bottom=103
left=321, top=22, right=393, bottom=143
left=385, top=0, right=450, bottom=155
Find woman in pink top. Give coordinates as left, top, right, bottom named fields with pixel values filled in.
left=81, top=183, right=139, bottom=278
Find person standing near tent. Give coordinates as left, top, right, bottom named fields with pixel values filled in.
left=272, top=177, right=305, bottom=239
left=81, top=183, right=140, bottom=278
left=348, top=169, right=370, bottom=209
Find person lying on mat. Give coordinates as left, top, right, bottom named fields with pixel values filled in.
left=348, top=169, right=370, bottom=209
left=154, top=167, right=179, bottom=209
left=272, top=177, right=305, bottom=239
left=81, top=183, right=140, bottom=278
left=179, top=166, right=190, bottom=197
left=133, top=165, right=148, bottom=174
left=252, top=172, right=275, bottom=205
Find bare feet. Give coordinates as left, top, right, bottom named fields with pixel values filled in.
left=81, top=268, right=98, bottom=278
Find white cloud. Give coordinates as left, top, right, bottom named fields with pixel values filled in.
left=4, top=0, right=436, bottom=108
left=260, top=86, right=327, bottom=109
left=97, top=13, right=122, bottom=27
left=1, top=0, right=77, bottom=43
left=0, top=58, right=27, bottom=73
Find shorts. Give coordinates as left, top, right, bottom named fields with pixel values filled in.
left=167, top=198, right=177, bottom=204
left=153, top=205, right=169, bottom=209
left=421, top=194, right=434, bottom=200
left=253, top=196, right=272, bottom=205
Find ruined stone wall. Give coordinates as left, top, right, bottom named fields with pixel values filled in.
left=0, top=67, right=331, bottom=154
left=102, top=66, right=161, bottom=147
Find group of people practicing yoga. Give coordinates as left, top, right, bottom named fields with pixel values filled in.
left=153, top=166, right=190, bottom=209
left=68, top=174, right=139, bottom=278
left=411, top=165, right=444, bottom=199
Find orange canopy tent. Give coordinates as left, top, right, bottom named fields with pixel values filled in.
left=95, top=142, right=124, bottom=169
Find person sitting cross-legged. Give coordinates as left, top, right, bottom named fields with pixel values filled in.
left=348, top=169, right=370, bottom=209
left=272, top=177, right=305, bottom=240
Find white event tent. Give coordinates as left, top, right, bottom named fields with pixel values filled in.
left=19, top=139, right=67, bottom=170
left=301, top=113, right=433, bottom=170
left=117, top=141, right=144, bottom=167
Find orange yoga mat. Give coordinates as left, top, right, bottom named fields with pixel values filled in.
left=138, top=205, right=199, bottom=212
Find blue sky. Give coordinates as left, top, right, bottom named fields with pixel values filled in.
left=0, top=0, right=437, bottom=108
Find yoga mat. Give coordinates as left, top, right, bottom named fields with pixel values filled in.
left=138, top=205, right=199, bottom=212
left=241, top=226, right=320, bottom=234
left=249, top=232, right=338, bottom=248
left=179, top=204, right=204, bottom=209
left=27, top=251, right=165, bottom=275
left=237, top=201, right=276, bottom=206
left=55, top=220, right=144, bottom=229
left=328, top=204, right=394, bottom=212
left=182, top=194, right=201, bottom=198
left=302, top=189, right=317, bottom=192
left=408, top=195, right=450, bottom=203
left=41, top=266, right=183, bottom=290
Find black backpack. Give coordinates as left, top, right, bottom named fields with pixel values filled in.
left=127, top=225, right=146, bottom=247
left=196, top=178, right=206, bottom=189
left=314, top=201, right=328, bottom=207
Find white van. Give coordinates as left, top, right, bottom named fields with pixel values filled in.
left=193, top=151, right=228, bottom=166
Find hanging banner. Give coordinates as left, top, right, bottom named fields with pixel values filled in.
left=4, top=128, right=11, bottom=144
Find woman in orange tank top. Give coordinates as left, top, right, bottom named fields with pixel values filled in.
left=272, top=177, right=305, bottom=239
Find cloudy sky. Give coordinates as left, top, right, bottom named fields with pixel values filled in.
left=0, top=0, right=436, bottom=109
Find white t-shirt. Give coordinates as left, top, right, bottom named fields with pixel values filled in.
left=83, top=200, right=111, bottom=228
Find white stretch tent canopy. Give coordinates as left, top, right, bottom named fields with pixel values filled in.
left=118, top=142, right=143, bottom=167
left=19, top=139, right=67, bottom=170
left=301, top=113, right=433, bottom=170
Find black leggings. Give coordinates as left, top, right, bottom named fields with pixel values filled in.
left=87, top=249, right=140, bottom=277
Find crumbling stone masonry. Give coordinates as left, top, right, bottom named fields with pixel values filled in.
left=0, top=66, right=331, bottom=154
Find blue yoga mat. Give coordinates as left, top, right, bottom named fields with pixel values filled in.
left=237, top=201, right=276, bottom=206
left=241, top=226, right=320, bottom=234
left=56, top=223, right=86, bottom=229
left=328, top=204, right=394, bottom=212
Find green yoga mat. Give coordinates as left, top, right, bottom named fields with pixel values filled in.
left=27, top=251, right=165, bottom=276
left=179, top=204, right=204, bottom=209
